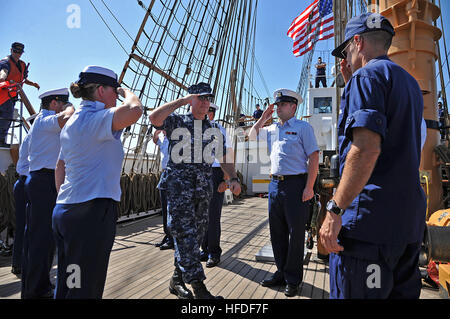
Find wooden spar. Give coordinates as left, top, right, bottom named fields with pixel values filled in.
left=229, top=69, right=238, bottom=114
left=130, top=54, right=188, bottom=91
left=20, top=116, right=30, bottom=130
left=118, top=0, right=156, bottom=85
left=333, top=0, right=347, bottom=153
left=17, top=87, right=36, bottom=115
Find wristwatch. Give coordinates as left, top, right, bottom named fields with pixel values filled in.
left=326, top=199, right=345, bottom=216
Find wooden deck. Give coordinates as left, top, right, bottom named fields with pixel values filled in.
left=0, top=196, right=440, bottom=299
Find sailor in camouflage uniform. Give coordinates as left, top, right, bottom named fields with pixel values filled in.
left=149, top=82, right=241, bottom=299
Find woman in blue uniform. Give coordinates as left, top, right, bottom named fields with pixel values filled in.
left=22, top=88, right=74, bottom=299
left=52, top=66, right=142, bottom=299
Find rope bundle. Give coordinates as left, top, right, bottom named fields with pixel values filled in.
left=117, top=172, right=161, bottom=218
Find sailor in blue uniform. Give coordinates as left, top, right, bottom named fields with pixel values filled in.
left=250, top=88, right=319, bottom=297
left=52, top=66, right=142, bottom=299
left=11, top=128, right=32, bottom=275
left=22, top=88, right=75, bottom=299
left=253, top=104, right=263, bottom=121
left=149, top=82, right=241, bottom=299
left=200, top=102, right=232, bottom=268
left=153, top=129, right=174, bottom=250
left=320, top=13, right=426, bottom=299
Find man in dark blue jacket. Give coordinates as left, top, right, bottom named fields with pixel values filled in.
left=320, top=13, right=426, bottom=299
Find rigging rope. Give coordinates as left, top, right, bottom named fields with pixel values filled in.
left=118, top=0, right=261, bottom=164
left=88, top=0, right=131, bottom=57
left=83, top=0, right=260, bottom=214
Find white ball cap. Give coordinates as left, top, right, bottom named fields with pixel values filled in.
left=273, top=88, right=303, bottom=105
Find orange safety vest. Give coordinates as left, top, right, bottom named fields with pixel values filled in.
left=0, top=57, right=26, bottom=105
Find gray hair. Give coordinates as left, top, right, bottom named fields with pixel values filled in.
left=361, top=30, right=393, bottom=51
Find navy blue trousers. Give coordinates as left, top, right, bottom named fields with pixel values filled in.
left=315, top=76, right=327, bottom=88
left=52, top=198, right=117, bottom=299
left=166, top=170, right=212, bottom=284
left=268, top=175, right=308, bottom=285
left=329, top=238, right=422, bottom=299
left=22, top=170, right=56, bottom=298
left=201, top=167, right=225, bottom=259
left=12, top=175, right=28, bottom=269
left=159, top=188, right=172, bottom=240
left=0, top=99, right=14, bottom=143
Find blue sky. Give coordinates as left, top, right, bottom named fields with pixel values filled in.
left=1, top=0, right=449, bottom=120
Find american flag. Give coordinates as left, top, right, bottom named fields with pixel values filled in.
left=287, top=0, right=334, bottom=57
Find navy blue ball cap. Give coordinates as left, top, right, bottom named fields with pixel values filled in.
left=187, top=82, right=214, bottom=97
left=332, top=12, right=395, bottom=59
left=76, top=65, right=120, bottom=88
left=11, top=42, right=25, bottom=53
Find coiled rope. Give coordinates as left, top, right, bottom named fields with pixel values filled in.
left=117, top=172, right=161, bottom=218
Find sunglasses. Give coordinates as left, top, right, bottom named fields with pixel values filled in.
left=198, top=95, right=214, bottom=102
left=12, top=49, right=23, bottom=54
left=208, top=107, right=216, bottom=112
left=341, top=37, right=354, bottom=59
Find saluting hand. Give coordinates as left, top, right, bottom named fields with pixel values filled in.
left=116, top=87, right=126, bottom=98
left=183, top=94, right=200, bottom=106
left=319, top=211, right=344, bottom=254
left=261, top=104, right=275, bottom=122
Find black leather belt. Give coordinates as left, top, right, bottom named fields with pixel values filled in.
left=270, top=173, right=307, bottom=181
left=32, top=168, right=55, bottom=174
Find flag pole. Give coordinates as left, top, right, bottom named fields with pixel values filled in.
left=333, top=0, right=348, bottom=152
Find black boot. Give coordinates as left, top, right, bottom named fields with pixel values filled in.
left=190, top=280, right=223, bottom=299
left=169, top=268, right=194, bottom=299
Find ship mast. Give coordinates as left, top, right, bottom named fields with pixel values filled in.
left=116, top=0, right=262, bottom=174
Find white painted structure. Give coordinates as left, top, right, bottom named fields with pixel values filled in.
left=305, top=87, right=338, bottom=163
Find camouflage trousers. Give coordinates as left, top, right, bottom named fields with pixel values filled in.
left=166, top=168, right=213, bottom=284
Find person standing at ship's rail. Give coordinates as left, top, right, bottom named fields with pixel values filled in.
left=149, top=82, right=241, bottom=299
left=0, top=42, right=40, bottom=147
left=315, top=57, right=327, bottom=88
left=52, top=66, right=143, bottom=299
left=21, top=88, right=75, bottom=299
left=153, top=129, right=174, bottom=250
left=200, top=102, right=233, bottom=268
left=252, top=103, right=263, bottom=121
left=320, top=13, right=426, bottom=299
left=249, top=88, right=319, bottom=297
